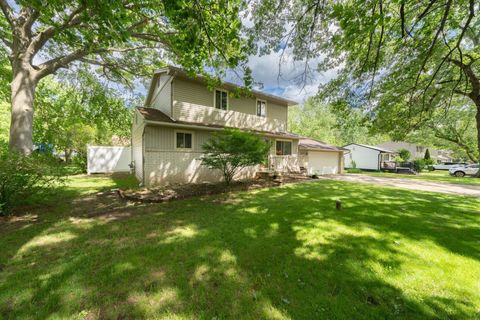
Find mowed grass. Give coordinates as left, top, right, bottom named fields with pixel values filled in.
left=1, top=175, right=479, bottom=319
left=356, top=169, right=480, bottom=186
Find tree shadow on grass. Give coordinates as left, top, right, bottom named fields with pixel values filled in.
left=0, top=179, right=479, bottom=319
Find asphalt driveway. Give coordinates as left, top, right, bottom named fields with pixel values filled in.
left=322, top=174, right=480, bottom=197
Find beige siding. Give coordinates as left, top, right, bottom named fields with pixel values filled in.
left=144, top=126, right=213, bottom=152
left=142, top=124, right=299, bottom=186
left=149, top=74, right=173, bottom=116
left=267, top=101, right=288, bottom=124
left=131, top=111, right=145, bottom=182
left=172, top=78, right=288, bottom=132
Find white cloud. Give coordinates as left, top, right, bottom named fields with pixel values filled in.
left=228, top=48, right=338, bottom=104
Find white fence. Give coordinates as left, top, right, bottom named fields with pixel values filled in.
left=87, top=146, right=131, bottom=174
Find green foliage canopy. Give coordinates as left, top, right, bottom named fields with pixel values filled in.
left=250, top=0, right=480, bottom=162
left=288, top=97, right=386, bottom=146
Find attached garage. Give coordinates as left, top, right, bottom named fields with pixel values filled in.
left=299, top=138, right=346, bottom=175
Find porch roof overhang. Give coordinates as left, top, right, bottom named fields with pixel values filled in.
left=137, top=107, right=301, bottom=140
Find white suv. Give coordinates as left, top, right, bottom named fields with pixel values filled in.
left=449, top=164, right=479, bottom=177
left=431, top=162, right=467, bottom=170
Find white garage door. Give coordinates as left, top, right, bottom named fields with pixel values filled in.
left=307, top=151, right=340, bottom=175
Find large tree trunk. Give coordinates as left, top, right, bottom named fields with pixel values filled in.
left=9, top=65, right=37, bottom=155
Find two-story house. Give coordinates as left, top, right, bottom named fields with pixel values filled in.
left=132, top=66, right=345, bottom=186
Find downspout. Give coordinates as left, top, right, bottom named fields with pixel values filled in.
left=142, top=126, right=146, bottom=187
left=378, top=152, right=381, bottom=171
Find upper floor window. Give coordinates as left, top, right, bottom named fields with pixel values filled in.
left=176, top=131, right=193, bottom=149
left=215, top=89, right=228, bottom=110
left=256, top=99, right=267, bottom=117
left=276, top=140, right=292, bottom=155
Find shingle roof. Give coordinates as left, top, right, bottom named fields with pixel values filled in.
left=344, top=143, right=395, bottom=153
left=152, top=66, right=299, bottom=106
left=299, top=138, right=347, bottom=152
left=137, top=107, right=302, bottom=139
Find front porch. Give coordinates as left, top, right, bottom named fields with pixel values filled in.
left=264, top=155, right=308, bottom=173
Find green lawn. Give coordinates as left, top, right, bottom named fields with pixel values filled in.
left=1, top=174, right=479, bottom=319
left=353, top=169, right=480, bottom=186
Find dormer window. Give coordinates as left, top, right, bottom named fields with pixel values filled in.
left=256, top=99, right=266, bottom=117
left=214, top=89, right=228, bottom=110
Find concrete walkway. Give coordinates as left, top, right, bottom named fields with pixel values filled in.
left=321, top=174, right=480, bottom=197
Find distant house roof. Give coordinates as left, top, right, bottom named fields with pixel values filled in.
left=299, top=138, right=347, bottom=152
left=136, top=107, right=302, bottom=139
left=148, top=65, right=298, bottom=107
left=343, top=143, right=395, bottom=153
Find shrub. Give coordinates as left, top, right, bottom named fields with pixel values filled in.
left=413, top=159, right=426, bottom=172
left=0, top=152, right=65, bottom=215
left=72, top=153, right=88, bottom=173
left=200, top=129, right=270, bottom=185
left=351, top=160, right=357, bottom=169
left=347, top=168, right=363, bottom=173
left=398, top=148, right=411, bottom=162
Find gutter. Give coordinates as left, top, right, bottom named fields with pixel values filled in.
left=143, top=120, right=299, bottom=139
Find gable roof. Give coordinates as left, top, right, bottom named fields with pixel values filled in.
left=299, top=138, right=347, bottom=152
left=136, top=107, right=302, bottom=139
left=145, top=65, right=298, bottom=107
left=343, top=143, right=395, bottom=153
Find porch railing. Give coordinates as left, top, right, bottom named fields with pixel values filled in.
left=268, top=155, right=308, bottom=173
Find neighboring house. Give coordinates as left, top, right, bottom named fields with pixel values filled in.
left=132, top=66, right=345, bottom=186
left=375, top=141, right=454, bottom=162
left=343, top=143, right=396, bottom=171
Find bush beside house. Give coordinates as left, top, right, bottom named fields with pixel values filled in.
left=200, top=129, right=271, bottom=185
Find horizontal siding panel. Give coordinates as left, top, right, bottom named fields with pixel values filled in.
left=173, top=78, right=288, bottom=131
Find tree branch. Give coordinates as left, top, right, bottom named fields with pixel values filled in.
left=0, top=0, right=15, bottom=27
left=36, top=48, right=97, bottom=78
left=27, top=5, right=86, bottom=56
left=414, top=0, right=452, bottom=87
left=369, top=0, right=384, bottom=100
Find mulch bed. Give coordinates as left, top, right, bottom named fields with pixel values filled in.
left=118, top=174, right=316, bottom=203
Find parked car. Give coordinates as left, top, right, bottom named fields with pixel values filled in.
left=431, top=162, right=467, bottom=170
left=449, top=164, right=479, bottom=177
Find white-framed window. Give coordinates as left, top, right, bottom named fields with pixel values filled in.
left=175, top=131, right=193, bottom=150
left=276, top=140, right=292, bottom=155
left=256, top=99, right=267, bottom=117
left=214, top=89, right=228, bottom=110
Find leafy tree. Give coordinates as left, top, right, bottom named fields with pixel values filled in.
left=398, top=149, right=411, bottom=162
left=250, top=0, right=480, bottom=174
left=288, top=99, right=338, bottom=143
left=200, top=129, right=270, bottom=184
left=405, top=103, right=478, bottom=162
left=288, top=97, right=387, bottom=146
left=33, top=71, right=134, bottom=162
left=0, top=0, right=251, bottom=154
